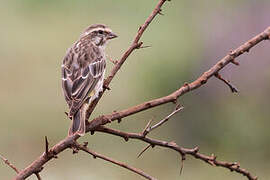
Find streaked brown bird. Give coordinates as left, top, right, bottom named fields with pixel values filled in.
left=61, top=24, right=117, bottom=136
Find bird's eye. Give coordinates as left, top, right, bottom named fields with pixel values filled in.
left=98, top=30, right=104, bottom=34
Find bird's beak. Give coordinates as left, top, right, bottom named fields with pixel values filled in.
left=108, top=32, right=118, bottom=39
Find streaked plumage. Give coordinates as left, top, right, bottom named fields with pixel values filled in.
left=61, top=24, right=117, bottom=136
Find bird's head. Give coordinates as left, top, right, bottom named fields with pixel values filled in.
left=80, top=24, right=117, bottom=46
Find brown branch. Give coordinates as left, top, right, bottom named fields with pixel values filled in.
left=73, top=142, right=157, bottom=180
left=95, top=126, right=258, bottom=180
left=87, top=26, right=270, bottom=130
left=0, top=154, right=20, bottom=174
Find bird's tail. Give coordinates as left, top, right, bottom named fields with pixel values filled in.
left=68, top=110, right=85, bottom=136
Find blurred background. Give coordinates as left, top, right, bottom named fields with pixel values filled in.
left=0, top=0, right=269, bottom=179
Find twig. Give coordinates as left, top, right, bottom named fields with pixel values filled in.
left=142, top=119, right=153, bottom=136
left=96, top=126, right=257, bottom=180
left=215, top=73, right=239, bottom=93
left=0, top=154, right=20, bottom=174
left=143, top=106, right=184, bottom=136
left=74, top=142, right=157, bottom=180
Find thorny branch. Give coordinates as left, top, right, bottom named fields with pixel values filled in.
left=5, top=0, right=269, bottom=179
left=73, top=142, right=157, bottom=180
left=95, top=126, right=257, bottom=180
left=86, top=26, right=270, bottom=133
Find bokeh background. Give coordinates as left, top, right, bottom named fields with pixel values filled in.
left=0, top=0, right=270, bottom=179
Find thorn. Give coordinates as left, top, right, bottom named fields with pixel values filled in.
left=83, top=142, right=88, bottom=147
left=35, top=172, right=42, bottom=180
left=71, top=146, right=79, bottom=154
left=231, top=59, right=240, bottom=66
left=45, top=136, right=49, bottom=156
left=158, top=9, right=164, bottom=15
left=138, top=26, right=142, bottom=32
left=64, top=112, right=68, bottom=116
left=208, top=160, right=216, bottom=166
left=215, top=73, right=239, bottom=93
left=193, top=146, right=199, bottom=153
left=72, top=149, right=78, bottom=154
left=124, top=136, right=129, bottom=142
left=142, top=118, right=153, bottom=136
left=180, top=155, right=185, bottom=175
left=140, top=45, right=152, bottom=49
left=103, top=84, right=111, bottom=90
left=137, top=144, right=152, bottom=158
left=135, top=42, right=143, bottom=49
left=172, top=97, right=178, bottom=104
left=117, top=118, right=122, bottom=123
left=102, top=115, right=112, bottom=123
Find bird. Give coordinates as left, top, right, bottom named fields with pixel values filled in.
left=61, top=24, right=117, bottom=136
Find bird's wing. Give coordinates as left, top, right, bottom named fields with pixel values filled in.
left=61, top=48, right=106, bottom=117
